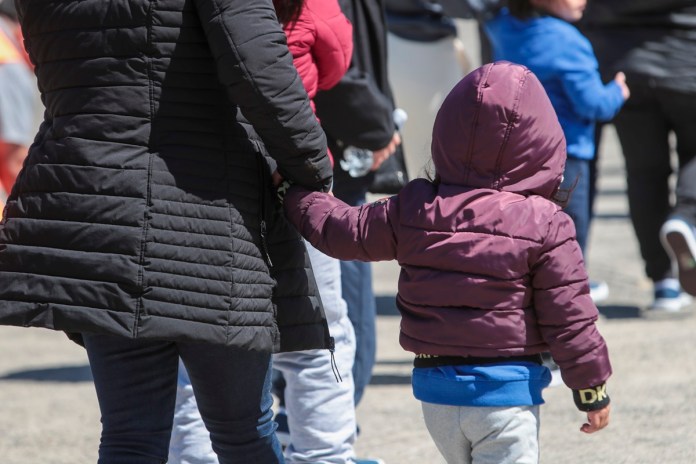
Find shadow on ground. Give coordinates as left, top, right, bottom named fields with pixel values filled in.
left=597, top=305, right=642, bottom=319
left=369, top=373, right=411, bottom=385
left=0, top=364, right=93, bottom=382
left=376, top=295, right=399, bottom=316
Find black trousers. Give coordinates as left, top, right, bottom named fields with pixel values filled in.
left=613, top=82, right=696, bottom=282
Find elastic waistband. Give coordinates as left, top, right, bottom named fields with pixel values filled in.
left=413, top=354, right=543, bottom=368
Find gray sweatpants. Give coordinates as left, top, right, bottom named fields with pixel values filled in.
left=421, top=402, right=540, bottom=464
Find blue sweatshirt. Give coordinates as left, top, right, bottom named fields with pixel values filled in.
left=485, top=9, right=625, bottom=160
left=413, top=362, right=552, bottom=407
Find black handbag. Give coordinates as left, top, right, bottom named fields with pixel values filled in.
left=368, top=145, right=409, bottom=195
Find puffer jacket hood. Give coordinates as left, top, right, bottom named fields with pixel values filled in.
left=431, top=61, right=566, bottom=198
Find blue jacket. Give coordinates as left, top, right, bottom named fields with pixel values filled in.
left=485, top=9, right=625, bottom=160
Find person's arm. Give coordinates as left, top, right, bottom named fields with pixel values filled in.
left=531, top=210, right=612, bottom=386
left=308, top=0, right=353, bottom=91
left=192, top=0, right=332, bottom=191
left=283, top=184, right=398, bottom=262
left=314, top=0, right=396, bottom=151
left=558, top=34, right=627, bottom=122
left=531, top=210, right=612, bottom=431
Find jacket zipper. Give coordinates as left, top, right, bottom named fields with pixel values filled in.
left=256, top=153, right=273, bottom=268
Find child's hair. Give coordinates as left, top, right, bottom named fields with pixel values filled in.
left=272, top=0, right=305, bottom=26
left=508, top=0, right=538, bottom=19
left=550, top=179, right=576, bottom=208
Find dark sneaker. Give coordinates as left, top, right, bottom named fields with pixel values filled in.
left=660, top=218, right=696, bottom=296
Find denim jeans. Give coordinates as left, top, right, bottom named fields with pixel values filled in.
left=561, top=156, right=591, bottom=256
left=82, top=333, right=283, bottom=464
left=170, top=241, right=357, bottom=464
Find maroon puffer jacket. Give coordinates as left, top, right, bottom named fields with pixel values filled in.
left=285, top=61, right=611, bottom=390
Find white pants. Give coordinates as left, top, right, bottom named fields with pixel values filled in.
left=421, top=402, right=540, bottom=464
left=169, top=242, right=357, bottom=464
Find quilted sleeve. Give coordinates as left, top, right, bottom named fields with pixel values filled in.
left=530, top=210, right=612, bottom=389
left=192, top=0, right=332, bottom=191
left=284, top=185, right=398, bottom=262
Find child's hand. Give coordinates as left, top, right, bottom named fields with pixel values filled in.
left=580, top=404, right=611, bottom=434
left=614, top=72, right=630, bottom=100
left=370, top=131, right=401, bottom=172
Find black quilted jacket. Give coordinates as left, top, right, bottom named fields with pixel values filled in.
left=0, top=0, right=334, bottom=353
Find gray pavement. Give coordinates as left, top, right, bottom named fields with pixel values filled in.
left=2, top=25, right=696, bottom=464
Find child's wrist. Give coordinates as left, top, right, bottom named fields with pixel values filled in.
left=572, top=383, right=610, bottom=411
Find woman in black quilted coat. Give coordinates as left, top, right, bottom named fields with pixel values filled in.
left=0, top=0, right=333, bottom=462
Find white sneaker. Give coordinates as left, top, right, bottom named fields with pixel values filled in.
left=660, top=218, right=696, bottom=296
left=589, top=280, right=609, bottom=303
left=647, top=278, right=692, bottom=315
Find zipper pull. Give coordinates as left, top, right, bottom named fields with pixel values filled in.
left=259, top=220, right=273, bottom=268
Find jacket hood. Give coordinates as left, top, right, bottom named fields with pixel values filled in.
left=431, top=61, right=566, bottom=198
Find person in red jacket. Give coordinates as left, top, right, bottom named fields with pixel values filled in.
left=0, top=0, right=37, bottom=204
left=168, top=1, right=363, bottom=463
left=284, top=62, right=613, bottom=463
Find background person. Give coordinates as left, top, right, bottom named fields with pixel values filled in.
left=484, top=0, right=629, bottom=305
left=582, top=0, right=696, bottom=312
left=314, top=0, right=403, bottom=414
left=0, top=0, right=37, bottom=205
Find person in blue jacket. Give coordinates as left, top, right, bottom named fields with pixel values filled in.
left=485, top=0, right=629, bottom=304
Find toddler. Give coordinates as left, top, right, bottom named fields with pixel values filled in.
left=284, top=62, right=612, bottom=464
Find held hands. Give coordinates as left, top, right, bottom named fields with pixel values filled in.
left=580, top=404, right=611, bottom=434
left=272, top=170, right=292, bottom=205
left=272, top=170, right=333, bottom=205
left=370, top=131, right=402, bottom=172
left=614, top=72, right=630, bottom=100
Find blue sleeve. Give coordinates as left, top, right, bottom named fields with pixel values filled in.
left=556, top=33, right=625, bottom=122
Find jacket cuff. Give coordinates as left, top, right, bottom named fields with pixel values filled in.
left=572, top=384, right=610, bottom=411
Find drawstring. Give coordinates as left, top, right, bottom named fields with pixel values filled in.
left=328, top=336, right=342, bottom=383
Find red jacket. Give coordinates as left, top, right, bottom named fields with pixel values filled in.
left=285, top=62, right=612, bottom=390
left=284, top=0, right=353, bottom=114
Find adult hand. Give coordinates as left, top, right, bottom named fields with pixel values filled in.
left=271, top=170, right=283, bottom=187
left=614, top=72, right=630, bottom=100
left=370, top=131, right=401, bottom=172
left=580, top=404, right=611, bottom=434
